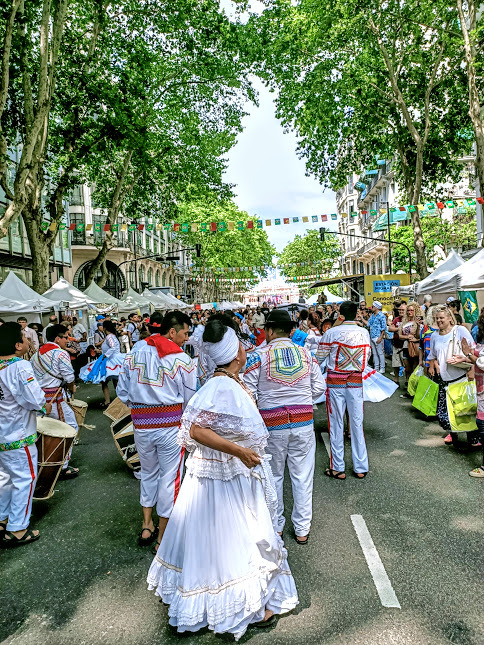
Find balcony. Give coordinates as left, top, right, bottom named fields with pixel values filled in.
left=357, top=162, right=393, bottom=208
left=357, top=233, right=388, bottom=257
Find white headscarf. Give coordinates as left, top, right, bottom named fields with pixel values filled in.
left=204, top=326, right=240, bottom=366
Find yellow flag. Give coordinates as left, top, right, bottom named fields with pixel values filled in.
left=191, top=223, right=198, bottom=232
left=302, top=216, right=309, bottom=222
left=265, top=219, right=271, bottom=226
left=121, top=224, right=127, bottom=232
left=228, top=221, right=235, bottom=230
left=417, top=204, right=424, bottom=210
left=49, top=221, right=57, bottom=231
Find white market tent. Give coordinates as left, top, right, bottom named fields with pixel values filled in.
left=120, top=287, right=153, bottom=312
left=84, top=281, right=125, bottom=307
left=142, top=289, right=172, bottom=310
left=43, top=277, right=97, bottom=309
left=163, top=291, right=190, bottom=310
left=456, top=248, right=484, bottom=290
left=219, top=301, right=233, bottom=311
left=0, top=271, right=59, bottom=312
left=0, top=294, right=49, bottom=319
left=398, top=249, right=465, bottom=296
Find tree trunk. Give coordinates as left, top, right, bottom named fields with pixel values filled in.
left=456, top=0, right=484, bottom=246
left=410, top=145, right=429, bottom=279
left=23, top=211, right=52, bottom=293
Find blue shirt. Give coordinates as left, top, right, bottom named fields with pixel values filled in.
left=368, top=311, right=387, bottom=339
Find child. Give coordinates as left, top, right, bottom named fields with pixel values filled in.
left=0, top=322, right=49, bottom=547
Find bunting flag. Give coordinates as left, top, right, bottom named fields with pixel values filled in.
left=38, top=197, right=481, bottom=235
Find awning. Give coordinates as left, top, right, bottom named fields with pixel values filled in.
left=373, top=210, right=408, bottom=231
left=309, top=274, right=364, bottom=289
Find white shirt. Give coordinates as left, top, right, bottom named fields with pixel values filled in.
left=22, top=326, right=39, bottom=351
left=0, top=358, right=46, bottom=444
left=117, top=339, right=197, bottom=408
left=31, top=343, right=75, bottom=388
left=126, top=320, right=140, bottom=344
left=73, top=322, right=88, bottom=353
left=252, top=312, right=266, bottom=328
left=427, top=326, right=475, bottom=382
left=316, top=322, right=371, bottom=372
left=244, top=337, right=326, bottom=409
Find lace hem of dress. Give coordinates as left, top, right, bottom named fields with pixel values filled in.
left=177, top=406, right=268, bottom=454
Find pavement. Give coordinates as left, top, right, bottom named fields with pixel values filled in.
left=1, top=378, right=483, bottom=645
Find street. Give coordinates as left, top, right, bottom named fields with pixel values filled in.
left=1, top=383, right=483, bottom=645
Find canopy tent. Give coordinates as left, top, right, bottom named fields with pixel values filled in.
left=142, top=289, right=172, bottom=310
left=84, top=281, right=125, bottom=307
left=199, top=302, right=215, bottom=310
left=0, top=294, right=49, bottom=318
left=43, top=277, right=97, bottom=309
left=232, top=301, right=244, bottom=308
left=119, top=287, right=153, bottom=311
left=219, top=301, right=233, bottom=311
left=397, top=249, right=465, bottom=296
left=0, top=271, right=58, bottom=311
left=456, top=248, right=484, bottom=290
left=162, top=292, right=190, bottom=310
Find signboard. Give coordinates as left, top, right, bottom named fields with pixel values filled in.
left=364, top=274, right=411, bottom=312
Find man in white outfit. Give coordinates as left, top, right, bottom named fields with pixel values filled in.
left=0, top=322, right=48, bottom=546
left=244, top=309, right=326, bottom=544
left=117, top=310, right=197, bottom=547
left=316, top=301, right=371, bottom=479
left=31, top=324, right=79, bottom=479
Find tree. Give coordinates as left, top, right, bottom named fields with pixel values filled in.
left=278, top=229, right=341, bottom=282
left=0, top=0, right=255, bottom=291
left=390, top=211, right=477, bottom=272
left=176, top=200, right=276, bottom=301
left=255, top=0, right=473, bottom=278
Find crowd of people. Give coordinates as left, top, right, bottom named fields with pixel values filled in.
left=1, top=290, right=483, bottom=638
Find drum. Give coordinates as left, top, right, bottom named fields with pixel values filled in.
left=68, top=399, right=88, bottom=435
left=111, top=414, right=139, bottom=470
left=34, top=417, right=78, bottom=500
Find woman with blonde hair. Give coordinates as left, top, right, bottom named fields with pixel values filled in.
left=398, top=301, right=423, bottom=390
left=428, top=305, right=479, bottom=447
left=419, top=305, right=439, bottom=374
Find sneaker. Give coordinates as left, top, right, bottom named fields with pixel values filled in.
left=444, top=434, right=453, bottom=445
left=379, top=369, right=385, bottom=374
left=469, top=467, right=484, bottom=478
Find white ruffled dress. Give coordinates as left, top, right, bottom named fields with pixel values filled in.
left=147, top=375, right=298, bottom=640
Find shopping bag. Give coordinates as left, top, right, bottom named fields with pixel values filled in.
left=412, top=375, right=438, bottom=417
left=446, top=380, right=477, bottom=417
left=407, top=365, right=424, bottom=397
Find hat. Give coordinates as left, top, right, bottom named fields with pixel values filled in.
left=446, top=296, right=456, bottom=304
left=96, top=314, right=105, bottom=321
left=372, top=300, right=383, bottom=310
left=264, top=309, right=293, bottom=329
left=234, top=313, right=244, bottom=321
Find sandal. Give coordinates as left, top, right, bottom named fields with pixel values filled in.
left=353, top=471, right=367, bottom=479
left=138, top=526, right=158, bottom=547
left=2, top=528, right=40, bottom=547
left=295, top=533, right=310, bottom=545
left=324, top=468, right=346, bottom=479
left=252, top=614, right=277, bottom=629
left=58, top=466, right=80, bottom=480
left=0, top=520, right=6, bottom=540
left=469, top=467, right=484, bottom=478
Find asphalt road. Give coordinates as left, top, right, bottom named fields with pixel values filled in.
left=1, top=379, right=483, bottom=645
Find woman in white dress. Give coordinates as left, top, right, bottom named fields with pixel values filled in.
left=147, top=320, right=298, bottom=639
left=79, top=320, right=125, bottom=407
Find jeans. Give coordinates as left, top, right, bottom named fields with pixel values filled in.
left=370, top=337, right=385, bottom=371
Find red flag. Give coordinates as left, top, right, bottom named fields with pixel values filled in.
left=477, top=197, right=484, bottom=204
left=103, top=224, right=110, bottom=231
left=173, top=223, right=180, bottom=232
left=210, top=222, right=217, bottom=231
left=399, top=206, right=406, bottom=211
left=321, top=215, right=328, bottom=222
left=247, top=220, right=254, bottom=229
left=137, top=224, right=144, bottom=231
left=436, top=201, right=445, bottom=209
left=361, top=210, right=368, bottom=215
left=68, top=223, right=76, bottom=230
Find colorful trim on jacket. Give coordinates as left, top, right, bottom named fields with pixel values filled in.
left=259, top=404, right=314, bottom=431
left=0, top=432, right=37, bottom=452
left=131, top=403, right=183, bottom=430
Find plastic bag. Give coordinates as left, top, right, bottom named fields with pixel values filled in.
left=407, top=365, right=424, bottom=397
left=446, top=380, right=477, bottom=417
left=446, top=380, right=478, bottom=433
left=412, top=375, right=438, bottom=417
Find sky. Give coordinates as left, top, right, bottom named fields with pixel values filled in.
left=222, top=78, right=338, bottom=253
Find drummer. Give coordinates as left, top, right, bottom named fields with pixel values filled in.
left=31, top=324, right=80, bottom=479
left=0, top=322, right=50, bottom=547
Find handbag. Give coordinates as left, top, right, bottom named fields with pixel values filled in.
left=446, top=380, right=477, bottom=433
left=406, top=323, right=420, bottom=358
left=446, top=327, right=471, bottom=371
left=407, top=365, right=424, bottom=396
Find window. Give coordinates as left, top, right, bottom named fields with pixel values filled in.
left=366, top=263, right=370, bottom=275
left=69, top=185, right=83, bottom=206
left=139, top=265, right=145, bottom=285
left=155, top=270, right=160, bottom=287
left=371, top=259, right=376, bottom=274
left=349, top=229, right=355, bottom=250
left=359, top=262, right=364, bottom=274
left=70, top=212, right=86, bottom=244
left=348, top=174, right=354, bottom=194
left=93, top=213, right=106, bottom=245
left=147, top=267, right=153, bottom=285
left=162, top=273, right=166, bottom=287
left=377, top=257, right=383, bottom=273
left=352, top=260, right=357, bottom=275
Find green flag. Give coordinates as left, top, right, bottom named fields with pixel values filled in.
left=458, top=291, right=479, bottom=324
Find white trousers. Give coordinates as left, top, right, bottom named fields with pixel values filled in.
left=327, top=386, right=368, bottom=474
left=265, top=427, right=316, bottom=536
left=134, top=425, right=185, bottom=518
left=370, top=338, right=385, bottom=371
left=0, top=445, right=37, bottom=531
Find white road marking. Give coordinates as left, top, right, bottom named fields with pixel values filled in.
left=350, top=514, right=401, bottom=609
left=321, top=432, right=332, bottom=458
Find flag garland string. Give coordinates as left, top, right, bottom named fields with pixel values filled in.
left=39, top=198, right=481, bottom=234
